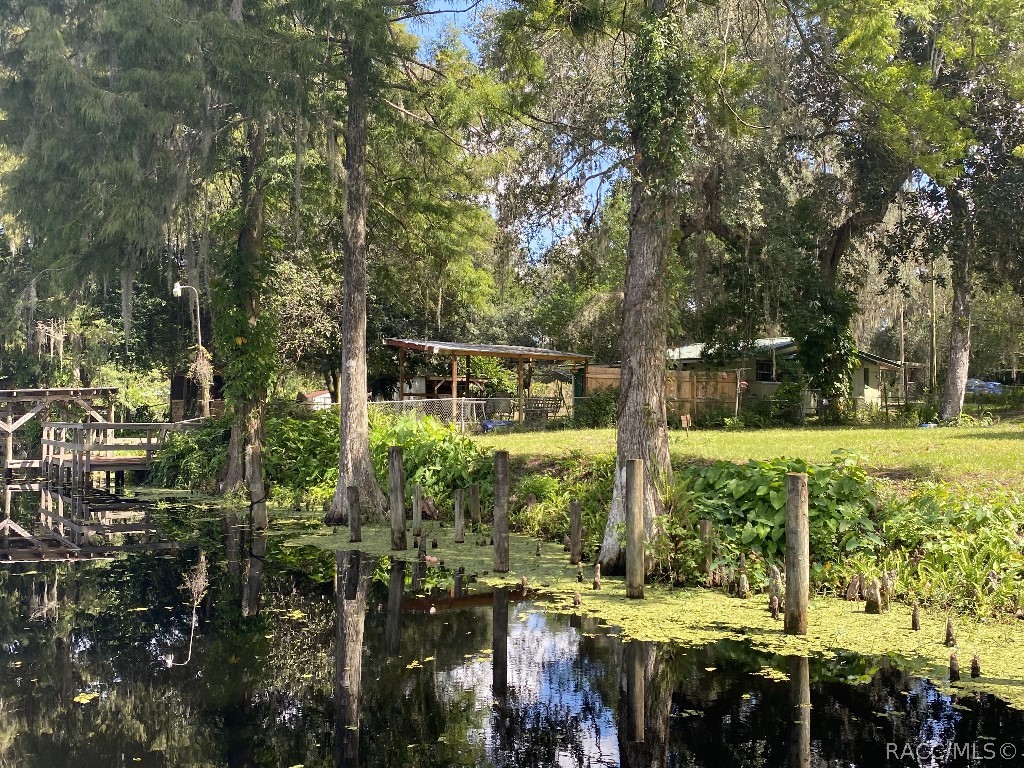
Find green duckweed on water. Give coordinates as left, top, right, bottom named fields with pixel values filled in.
left=288, top=520, right=1024, bottom=709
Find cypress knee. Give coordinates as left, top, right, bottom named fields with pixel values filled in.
left=912, top=604, right=921, bottom=631
left=949, top=653, right=960, bottom=682
left=737, top=572, right=750, bottom=599
left=945, top=617, right=956, bottom=646
left=971, top=655, right=981, bottom=678
left=864, top=578, right=882, bottom=614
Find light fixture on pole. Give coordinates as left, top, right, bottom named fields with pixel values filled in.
left=172, top=281, right=211, bottom=418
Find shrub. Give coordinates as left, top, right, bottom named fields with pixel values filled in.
left=153, top=405, right=496, bottom=513
left=264, top=408, right=340, bottom=492
left=692, top=402, right=733, bottom=428
left=150, top=417, right=231, bottom=492
left=671, top=448, right=880, bottom=569
left=510, top=451, right=614, bottom=557
left=368, top=412, right=493, bottom=512
left=571, top=387, right=618, bottom=428
left=878, top=483, right=1024, bottom=614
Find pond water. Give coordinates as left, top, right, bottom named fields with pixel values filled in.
left=1, top=513, right=1022, bottom=767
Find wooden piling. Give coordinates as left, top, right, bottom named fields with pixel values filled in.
left=385, top=558, right=405, bottom=656
left=493, top=451, right=510, bottom=573
left=625, top=641, right=645, bottom=743
left=412, top=484, right=423, bottom=538
left=492, top=587, right=509, bottom=700
left=454, top=488, right=465, bottom=543
left=625, top=458, right=645, bottom=599
left=346, top=485, right=361, bottom=543
left=469, top=482, right=481, bottom=530
left=788, top=656, right=811, bottom=768
left=569, top=500, right=583, bottom=565
left=3, top=406, right=12, bottom=481
left=388, top=446, right=407, bottom=550
left=784, top=472, right=809, bottom=635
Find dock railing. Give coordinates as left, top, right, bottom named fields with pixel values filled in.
left=41, top=420, right=203, bottom=485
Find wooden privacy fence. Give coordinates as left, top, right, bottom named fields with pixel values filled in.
left=585, top=366, right=738, bottom=418
left=41, top=421, right=201, bottom=485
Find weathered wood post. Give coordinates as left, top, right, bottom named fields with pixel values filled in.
left=625, top=641, right=646, bottom=743
left=412, top=484, right=423, bottom=538
left=454, top=488, right=466, bottom=543
left=346, top=485, right=361, bottom=543
left=625, top=458, right=645, bottom=599
left=785, top=472, right=809, bottom=635
left=385, top=558, right=405, bottom=656
left=569, top=500, right=583, bottom=565
left=493, top=451, right=510, bottom=572
left=388, top=446, right=407, bottom=550
left=469, top=482, right=481, bottom=530
left=698, top=519, right=714, bottom=577
left=492, top=586, right=509, bottom=700
left=3, top=405, right=13, bottom=482
left=788, top=655, right=811, bottom=768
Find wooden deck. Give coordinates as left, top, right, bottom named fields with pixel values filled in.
left=41, top=420, right=202, bottom=485
left=0, top=541, right=182, bottom=562
left=0, top=397, right=197, bottom=560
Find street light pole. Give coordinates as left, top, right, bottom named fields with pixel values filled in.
left=173, top=281, right=211, bottom=418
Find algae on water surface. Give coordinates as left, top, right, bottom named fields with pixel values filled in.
left=287, top=520, right=1024, bottom=709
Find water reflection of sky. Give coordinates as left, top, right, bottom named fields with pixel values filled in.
left=437, top=602, right=619, bottom=767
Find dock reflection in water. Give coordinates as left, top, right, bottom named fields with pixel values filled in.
left=0, top=538, right=1021, bottom=767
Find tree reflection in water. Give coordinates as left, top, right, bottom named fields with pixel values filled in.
left=0, top=537, right=1021, bottom=768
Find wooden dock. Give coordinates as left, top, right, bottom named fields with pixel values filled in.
left=41, top=420, right=201, bottom=486
left=1, top=484, right=173, bottom=559
left=0, top=387, right=200, bottom=561
left=1, top=387, right=118, bottom=478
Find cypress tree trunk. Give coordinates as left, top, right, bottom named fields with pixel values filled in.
left=220, top=424, right=245, bottom=494
left=939, top=190, right=972, bottom=421
left=598, top=161, right=673, bottom=572
left=237, top=122, right=269, bottom=530
left=334, top=551, right=368, bottom=766
left=940, top=249, right=972, bottom=421
left=326, top=46, right=386, bottom=524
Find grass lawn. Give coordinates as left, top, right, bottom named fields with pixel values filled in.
left=475, top=423, right=1024, bottom=488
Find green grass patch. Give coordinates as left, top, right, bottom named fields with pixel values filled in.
left=475, top=423, right=1024, bottom=487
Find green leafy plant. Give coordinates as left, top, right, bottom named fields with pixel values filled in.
left=652, top=451, right=882, bottom=583
left=150, top=417, right=232, bottom=493
left=510, top=451, right=614, bottom=557
left=368, top=412, right=493, bottom=512
left=571, top=387, right=619, bottom=428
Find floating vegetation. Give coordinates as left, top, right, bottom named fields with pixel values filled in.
left=287, top=522, right=1024, bottom=709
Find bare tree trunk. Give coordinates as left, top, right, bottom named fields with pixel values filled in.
left=335, top=551, right=368, bottom=767
left=242, top=529, right=266, bottom=617
left=221, top=424, right=245, bottom=494
left=237, top=122, right=269, bottom=529
left=326, top=45, right=386, bottom=524
left=120, top=249, right=137, bottom=353
left=940, top=248, right=972, bottom=421
left=598, top=171, right=673, bottom=572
